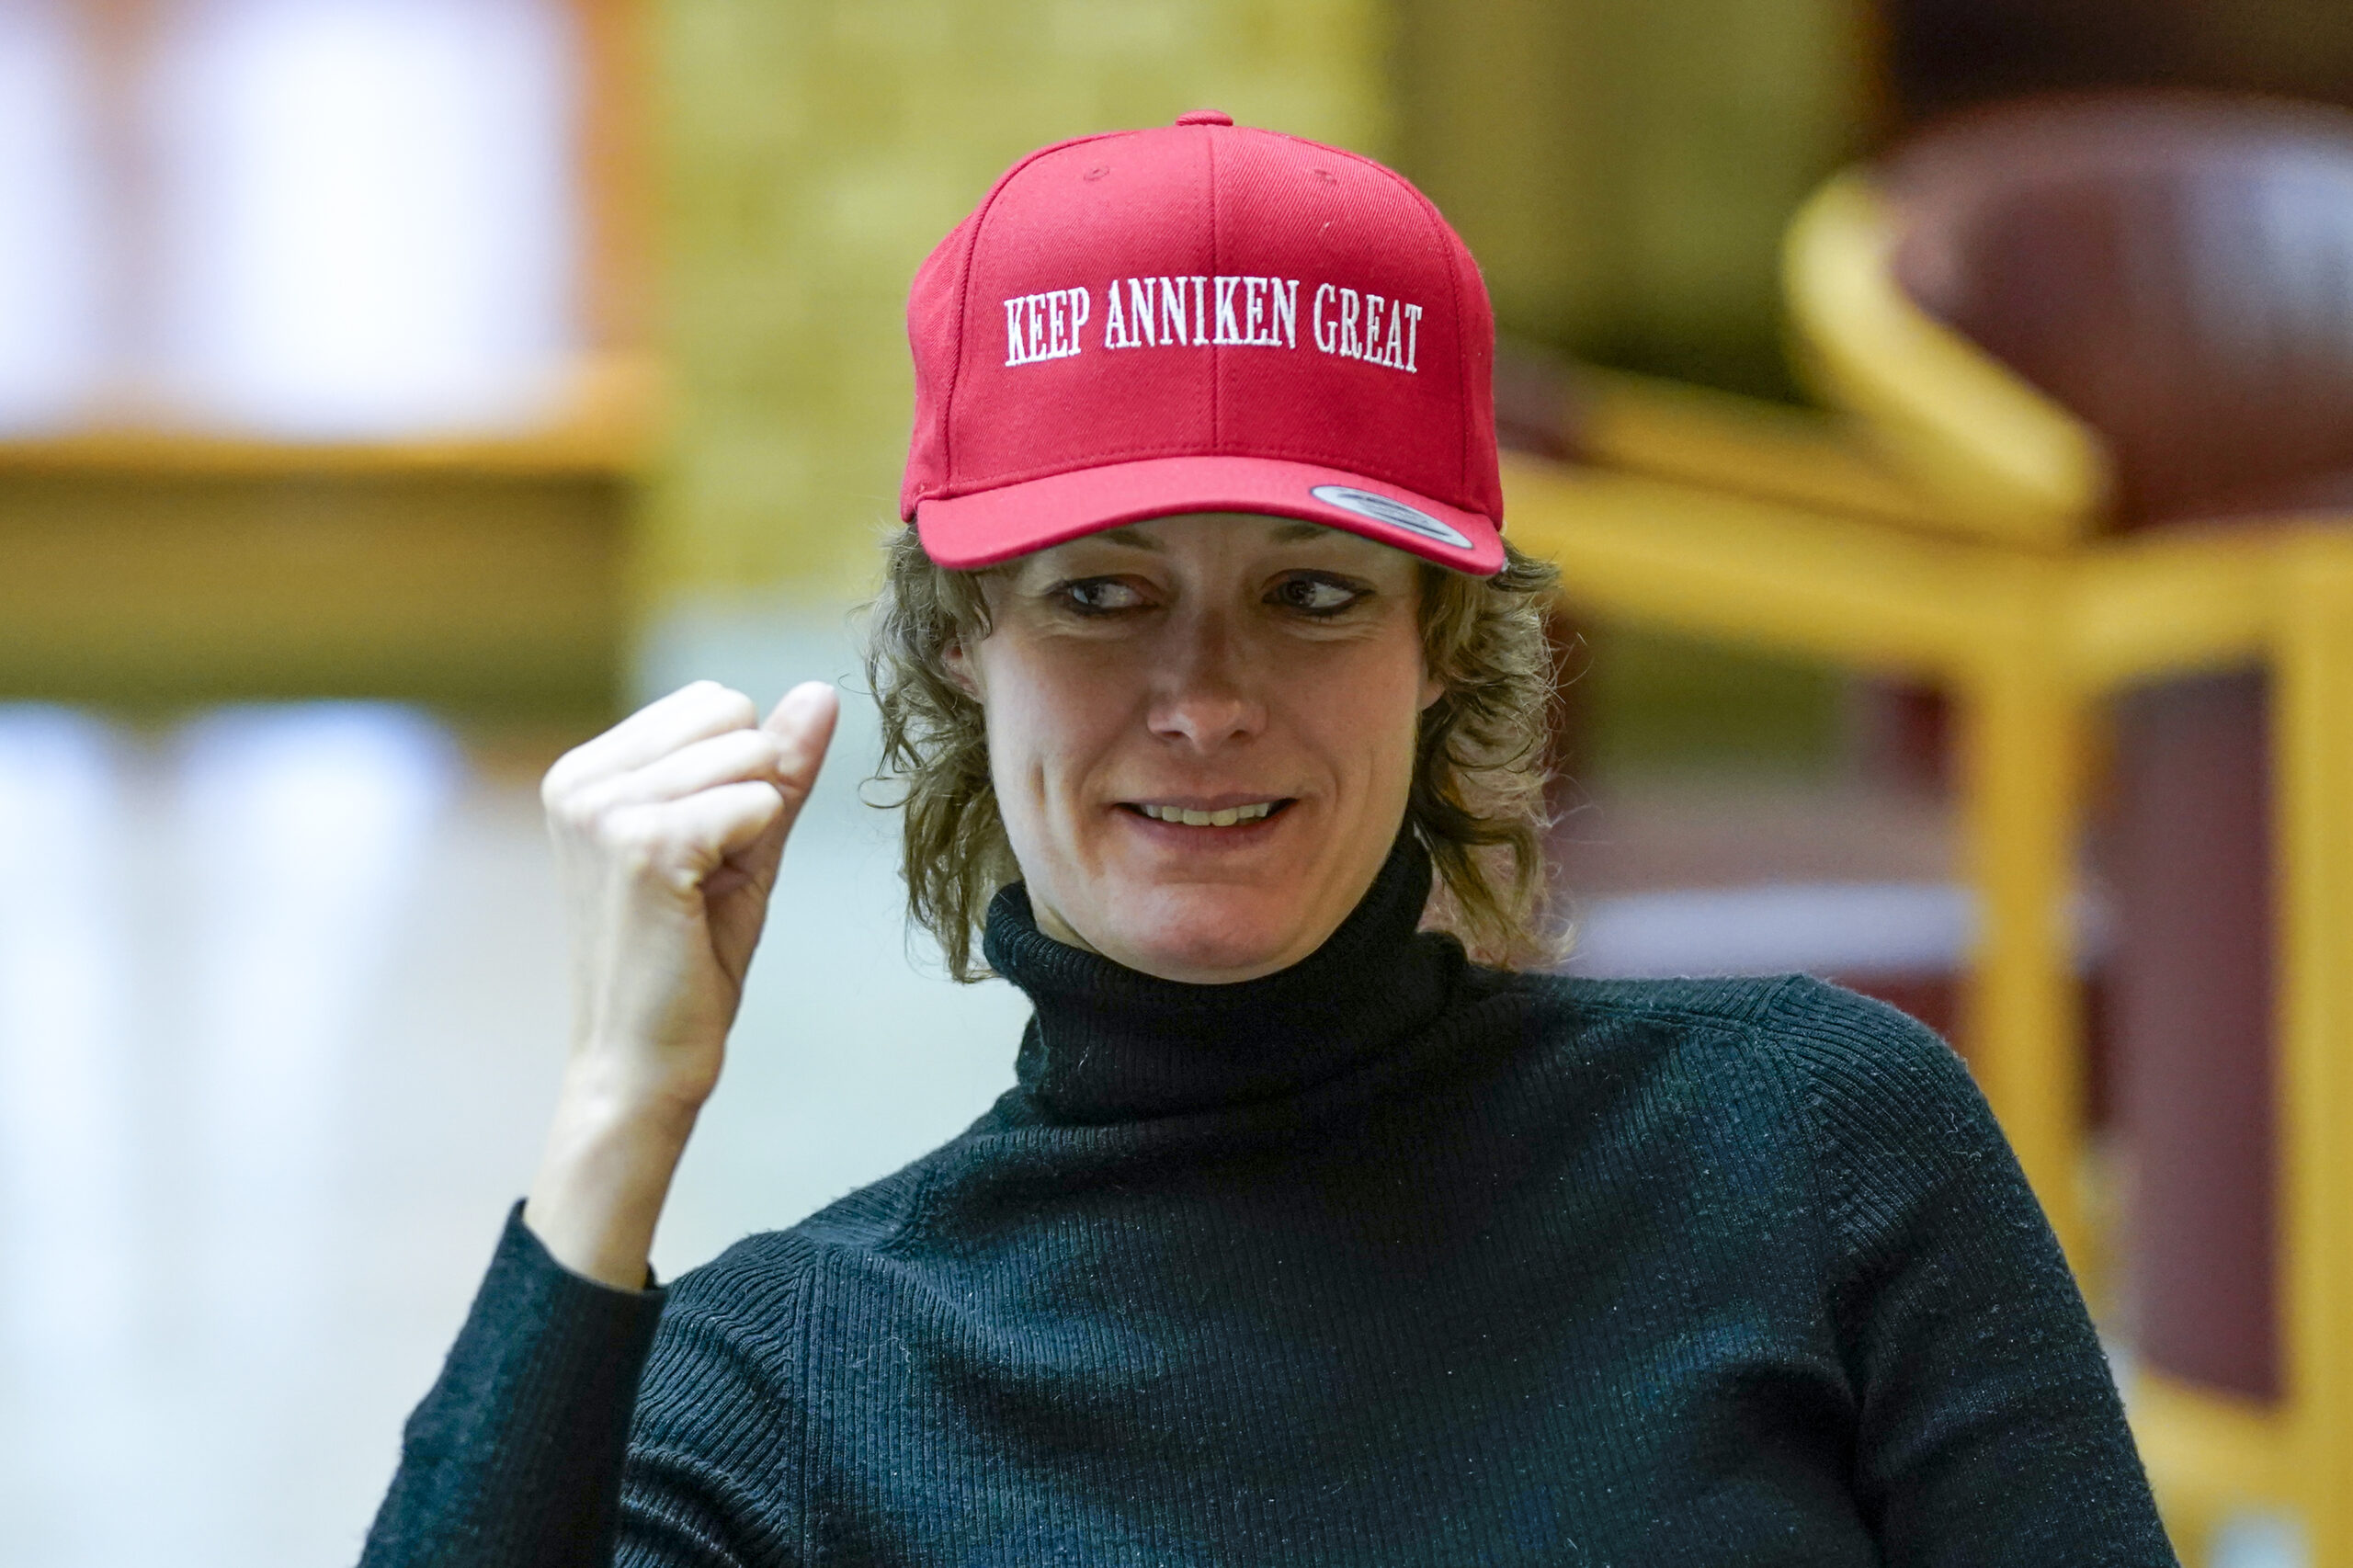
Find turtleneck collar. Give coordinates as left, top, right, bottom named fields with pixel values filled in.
left=982, top=833, right=1462, bottom=1125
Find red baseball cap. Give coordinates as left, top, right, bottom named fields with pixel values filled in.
left=900, top=110, right=1505, bottom=576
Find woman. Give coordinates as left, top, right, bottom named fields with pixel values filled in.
left=362, top=114, right=2172, bottom=1565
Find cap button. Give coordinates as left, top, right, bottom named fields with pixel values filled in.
left=1175, top=108, right=1233, bottom=127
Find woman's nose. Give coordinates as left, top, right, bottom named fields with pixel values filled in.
left=1146, top=613, right=1266, bottom=748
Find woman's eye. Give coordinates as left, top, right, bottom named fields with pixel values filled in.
left=1273, top=574, right=1364, bottom=615
left=1060, top=578, right=1147, bottom=613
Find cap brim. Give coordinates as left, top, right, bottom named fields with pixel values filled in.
left=913, top=455, right=1505, bottom=575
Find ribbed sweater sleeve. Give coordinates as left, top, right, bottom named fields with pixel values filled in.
left=1766, top=979, right=2177, bottom=1566
left=610, top=1238, right=817, bottom=1565
left=358, top=1202, right=668, bottom=1568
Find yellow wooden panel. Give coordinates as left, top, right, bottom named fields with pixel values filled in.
left=2273, top=529, right=2353, bottom=1563
left=2131, top=1369, right=2295, bottom=1530
left=1510, top=440, right=2307, bottom=699
left=1502, top=452, right=2011, bottom=677
left=0, top=473, right=627, bottom=715
left=2064, top=528, right=2279, bottom=692
left=1784, top=174, right=2109, bottom=549
left=1949, top=637, right=2087, bottom=1271
left=0, top=355, right=664, bottom=482
left=1574, top=364, right=1959, bottom=532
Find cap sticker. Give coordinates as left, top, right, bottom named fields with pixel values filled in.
left=1310, top=484, right=1473, bottom=550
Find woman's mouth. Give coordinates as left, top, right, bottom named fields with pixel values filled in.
left=1122, top=799, right=1294, bottom=828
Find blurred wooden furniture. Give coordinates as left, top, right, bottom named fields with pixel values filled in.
left=1508, top=90, right=2353, bottom=1564
left=1797, top=92, right=2353, bottom=1564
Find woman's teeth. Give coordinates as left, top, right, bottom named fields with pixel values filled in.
left=1138, top=801, right=1278, bottom=827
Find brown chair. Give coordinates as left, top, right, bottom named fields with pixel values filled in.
left=1880, top=94, right=2353, bottom=533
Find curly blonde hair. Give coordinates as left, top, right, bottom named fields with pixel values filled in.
left=863, top=525, right=1563, bottom=980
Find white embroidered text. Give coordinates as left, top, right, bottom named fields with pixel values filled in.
left=1312, top=284, right=1420, bottom=372
left=1102, top=275, right=1299, bottom=349
left=1003, top=287, right=1091, bottom=366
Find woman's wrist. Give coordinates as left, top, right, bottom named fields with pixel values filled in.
left=523, top=1066, right=701, bottom=1290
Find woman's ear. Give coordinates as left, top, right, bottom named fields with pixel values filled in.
left=1419, top=670, right=1446, bottom=712
left=942, top=639, right=983, bottom=702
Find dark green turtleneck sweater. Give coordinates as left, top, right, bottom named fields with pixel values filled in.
left=361, top=838, right=2174, bottom=1565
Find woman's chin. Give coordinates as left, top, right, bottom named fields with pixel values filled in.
left=1094, top=895, right=1326, bottom=984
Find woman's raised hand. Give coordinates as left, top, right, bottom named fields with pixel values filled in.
left=523, top=679, right=839, bottom=1288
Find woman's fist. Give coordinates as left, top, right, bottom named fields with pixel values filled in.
left=526, top=679, right=837, bottom=1286
left=540, top=679, right=837, bottom=1110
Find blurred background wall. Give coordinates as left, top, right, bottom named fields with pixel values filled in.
left=1397, top=0, right=1872, bottom=399
left=650, top=0, right=1393, bottom=605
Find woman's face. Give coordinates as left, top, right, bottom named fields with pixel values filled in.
left=946, top=512, right=1441, bottom=983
